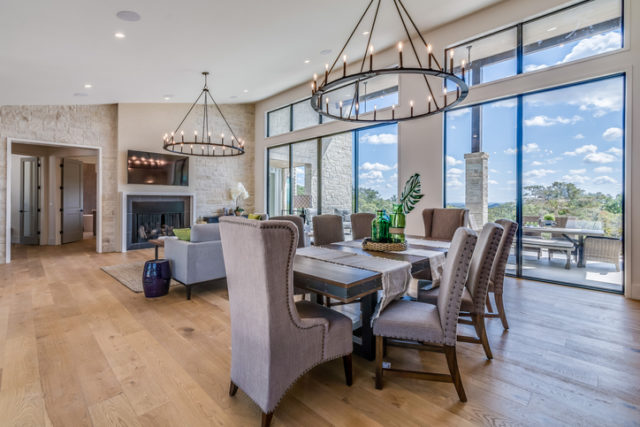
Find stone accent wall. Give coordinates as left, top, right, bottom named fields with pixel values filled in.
left=0, top=105, right=119, bottom=261
left=321, top=133, right=353, bottom=214
left=464, top=152, right=489, bottom=228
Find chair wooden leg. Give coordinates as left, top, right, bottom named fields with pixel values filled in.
left=229, top=381, right=238, bottom=396
left=375, top=336, right=384, bottom=390
left=342, top=354, right=353, bottom=386
left=472, top=314, right=493, bottom=360
left=444, top=345, right=467, bottom=402
left=485, top=294, right=493, bottom=313
left=261, top=411, right=273, bottom=427
left=495, top=293, right=509, bottom=330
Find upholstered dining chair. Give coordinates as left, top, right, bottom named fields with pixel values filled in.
left=486, top=219, right=518, bottom=329
left=373, top=227, right=478, bottom=401
left=350, top=212, right=375, bottom=240
left=422, top=208, right=469, bottom=241
left=418, top=222, right=503, bottom=360
left=313, top=214, right=344, bottom=246
left=219, top=217, right=353, bottom=427
left=270, top=215, right=308, bottom=248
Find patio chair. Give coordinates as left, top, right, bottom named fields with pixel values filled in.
left=584, top=236, right=622, bottom=272
left=523, top=215, right=542, bottom=259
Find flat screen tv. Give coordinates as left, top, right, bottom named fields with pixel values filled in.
left=127, top=150, right=189, bottom=186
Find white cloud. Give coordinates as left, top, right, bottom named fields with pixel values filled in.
left=360, top=133, right=397, bottom=145
left=447, top=108, right=470, bottom=118
left=359, top=170, right=384, bottom=180
left=584, top=152, right=616, bottom=164
left=488, top=179, right=498, bottom=185
left=608, top=147, right=623, bottom=156
left=592, top=176, right=617, bottom=185
left=504, top=148, right=517, bottom=155
left=524, top=169, right=555, bottom=178
left=524, top=115, right=583, bottom=127
left=524, top=63, right=549, bottom=72
left=602, top=127, right=623, bottom=142
left=490, top=168, right=500, bottom=173
left=562, top=174, right=590, bottom=184
left=447, top=177, right=463, bottom=188
left=594, top=166, right=613, bottom=174
left=561, top=31, right=622, bottom=64
left=490, top=99, right=517, bottom=108
left=531, top=161, right=543, bottom=166
left=564, top=144, right=598, bottom=156
left=574, top=133, right=585, bottom=140
left=447, top=168, right=463, bottom=175
left=361, top=162, right=394, bottom=171
left=524, top=143, right=540, bottom=153
left=446, top=155, right=462, bottom=166
left=569, top=168, right=586, bottom=175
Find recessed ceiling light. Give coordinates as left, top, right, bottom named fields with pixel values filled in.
left=84, top=83, right=92, bottom=89
left=163, top=96, right=172, bottom=101
left=320, top=49, right=332, bottom=55
left=362, top=31, right=370, bottom=35
left=114, top=32, right=126, bottom=39
left=74, top=92, right=88, bottom=97
left=243, top=89, right=249, bottom=93
left=304, top=59, right=311, bottom=64
left=116, top=10, right=141, bottom=22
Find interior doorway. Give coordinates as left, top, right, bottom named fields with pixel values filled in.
left=5, top=138, right=102, bottom=262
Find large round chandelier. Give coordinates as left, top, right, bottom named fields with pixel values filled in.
left=310, top=0, right=468, bottom=123
left=163, top=72, right=245, bottom=157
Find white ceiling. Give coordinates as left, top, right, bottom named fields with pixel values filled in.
left=0, top=0, right=502, bottom=105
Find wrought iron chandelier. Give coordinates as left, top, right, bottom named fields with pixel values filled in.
left=163, top=72, right=245, bottom=157
left=310, top=0, right=469, bottom=123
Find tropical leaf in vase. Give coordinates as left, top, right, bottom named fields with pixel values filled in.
left=399, top=173, right=424, bottom=214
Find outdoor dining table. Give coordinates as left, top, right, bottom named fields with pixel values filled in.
left=293, top=238, right=449, bottom=360
left=522, top=226, right=605, bottom=267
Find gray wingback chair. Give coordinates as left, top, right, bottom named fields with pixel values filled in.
left=219, top=217, right=353, bottom=427
left=486, top=219, right=518, bottom=329
left=312, top=214, right=344, bottom=246
left=373, top=227, right=478, bottom=401
left=419, top=222, right=504, bottom=359
left=270, top=215, right=308, bottom=248
left=164, top=223, right=226, bottom=300
left=350, top=213, right=375, bottom=240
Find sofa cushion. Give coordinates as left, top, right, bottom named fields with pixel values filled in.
left=190, top=223, right=221, bottom=242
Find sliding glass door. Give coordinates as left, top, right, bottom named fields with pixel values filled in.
left=445, top=75, right=624, bottom=292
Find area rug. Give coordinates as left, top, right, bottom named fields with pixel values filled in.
left=101, top=261, right=180, bottom=293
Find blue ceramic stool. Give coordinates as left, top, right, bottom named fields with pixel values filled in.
left=142, top=259, right=171, bottom=298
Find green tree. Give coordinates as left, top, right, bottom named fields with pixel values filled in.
left=358, top=187, right=395, bottom=214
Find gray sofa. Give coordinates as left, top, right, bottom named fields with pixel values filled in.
left=164, top=223, right=226, bottom=299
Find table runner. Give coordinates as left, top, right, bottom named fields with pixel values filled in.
left=296, top=246, right=411, bottom=323
left=332, top=240, right=446, bottom=298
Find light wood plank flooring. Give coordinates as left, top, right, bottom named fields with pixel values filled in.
left=1, top=239, right=639, bottom=426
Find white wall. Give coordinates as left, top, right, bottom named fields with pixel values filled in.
left=254, top=0, right=639, bottom=299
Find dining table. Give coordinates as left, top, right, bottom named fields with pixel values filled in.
left=522, top=226, right=604, bottom=267
left=293, top=237, right=449, bottom=360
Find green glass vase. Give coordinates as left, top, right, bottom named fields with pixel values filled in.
left=390, top=203, right=406, bottom=243
left=371, top=210, right=391, bottom=243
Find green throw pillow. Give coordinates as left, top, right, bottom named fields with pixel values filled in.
left=173, top=228, right=191, bottom=241
left=248, top=213, right=262, bottom=220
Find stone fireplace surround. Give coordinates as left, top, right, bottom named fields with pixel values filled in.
left=120, top=192, right=196, bottom=252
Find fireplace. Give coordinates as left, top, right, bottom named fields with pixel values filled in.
left=126, top=195, right=192, bottom=250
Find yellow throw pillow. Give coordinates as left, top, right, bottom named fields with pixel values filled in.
left=248, top=213, right=262, bottom=220
left=173, top=228, right=191, bottom=241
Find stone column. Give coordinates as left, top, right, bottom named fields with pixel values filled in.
left=464, top=152, right=489, bottom=228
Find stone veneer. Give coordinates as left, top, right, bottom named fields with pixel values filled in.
left=464, top=151, right=489, bottom=228
left=0, top=105, right=119, bottom=259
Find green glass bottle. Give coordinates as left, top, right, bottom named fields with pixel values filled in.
left=390, top=203, right=406, bottom=243
left=371, top=209, right=391, bottom=243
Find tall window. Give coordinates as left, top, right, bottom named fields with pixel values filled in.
left=444, top=75, right=624, bottom=293
left=445, top=0, right=622, bottom=85
left=267, top=124, right=398, bottom=234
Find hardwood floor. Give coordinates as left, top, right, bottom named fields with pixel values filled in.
left=1, top=239, right=639, bottom=426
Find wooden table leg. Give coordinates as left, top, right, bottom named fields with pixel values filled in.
left=155, top=246, right=159, bottom=260
left=354, top=292, right=377, bottom=361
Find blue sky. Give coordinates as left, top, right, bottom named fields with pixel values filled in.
left=357, top=123, right=398, bottom=200
left=445, top=30, right=623, bottom=204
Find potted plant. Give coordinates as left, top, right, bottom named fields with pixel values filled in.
left=230, top=182, right=249, bottom=216
left=542, top=213, right=556, bottom=226
left=389, top=173, right=424, bottom=243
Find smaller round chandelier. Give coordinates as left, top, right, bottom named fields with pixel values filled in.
left=310, top=0, right=469, bottom=123
left=163, top=72, right=245, bottom=157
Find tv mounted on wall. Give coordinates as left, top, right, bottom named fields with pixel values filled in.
left=127, top=150, right=189, bottom=186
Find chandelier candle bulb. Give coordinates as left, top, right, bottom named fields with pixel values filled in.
left=343, top=55, right=347, bottom=76
left=461, top=59, right=466, bottom=80
left=410, top=100, right=414, bottom=117
left=325, top=64, right=329, bottom=82
left=428, top=95, right=432, bottom=113
left=325, top=97, right=329, bottom=113
left=181, top=130, right=184, bottom=143
left=194, top=130, right=197, bottom=142
left=355, top=102, right=359, bottom=119
left=449, top=50, right=454, bottom=73
left=392, top=104, right=395, bottom=120
left=339, top=101, right=343, bottom=117
left=398, top=42, right=403, bottom=68
left=443, top=88, right=447, bottom=106
left=427, top=43, right=433, bottom=68
left=374, top=105, right=377, bottom=120
left=369, top=45, right=374, bottom=71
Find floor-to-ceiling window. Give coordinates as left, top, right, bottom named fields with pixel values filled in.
left=267, top=123, right=398, bottom=236
left=444, top=75, right=624, bottom=292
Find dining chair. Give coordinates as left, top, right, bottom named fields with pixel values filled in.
left=350, top=212, right=376, bottom=240
left=418, top=222, right=503, bottom=359
left=219, top=217, right=353, bottom=427
left=373, top=227, right=478, bottom=401
left=485, top=219, right=518, bottom=330
left=313, top=214, right=345, bottom=246
left=422, top=208, right=468, bottom=241
left=270, top=215, right=308, bottom=248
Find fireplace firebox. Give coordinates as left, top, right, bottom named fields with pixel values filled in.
left=126, top=195, right=191, bottom=250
